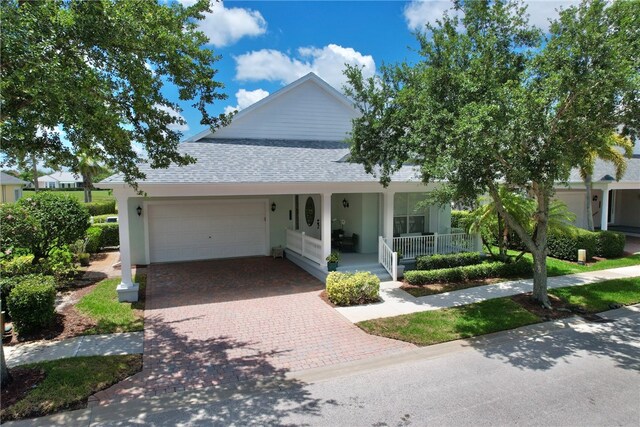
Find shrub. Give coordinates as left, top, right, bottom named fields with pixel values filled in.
left=86, top=200, right=117, bottom=216
left=596, top=231, right=625, bottom=259
left=416, top=252, right=484, bottom=270
left=85, top=226, right=104, bottom=253
left=0, top=277, right=18, bottom=316
left=326, top=271, right=380, bottom=306
left=451, top=210, right=472, bottom=232
left=94, top=223, right=119, bottom=247
left=91, top=214, right=118, bottom=224
left=7, top=275, right=57, bottom=335
left=0, top=254, right=36, bottom=276
left=78, top=253, right=91, bottom=266
left=547, top=227, right=598, bottom=261
left=2, top=192, right=90, bottom=260
left=404, top=258, right=532, bottom=285
left=41, top=246, right=77, bottom=284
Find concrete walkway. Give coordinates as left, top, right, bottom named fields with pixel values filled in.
left=4, top=331, right=143, bottom=368
left=337, top=265, right=640, bottom=323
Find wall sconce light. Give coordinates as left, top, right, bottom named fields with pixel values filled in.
left=592, top=195, right=598, bottom=202
left=136, top=206, right=142, bottom=217
left=342, top=198, right=349, bottom=208
left=271, top=202, right=277, bottom=212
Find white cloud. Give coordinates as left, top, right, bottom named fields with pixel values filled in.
left=224, top=88, right=270, bottom=114
left=403, top=0, right=581, bottom=32
left=181, top=0, right=267, bottom=47
left=234, top=44, right=376, bottom=90
left=156, top=104, right=189, bottom=132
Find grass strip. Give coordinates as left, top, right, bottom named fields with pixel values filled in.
left=358, top=298, right=540, bottom=346
left=1, top=355, right=141, bottom=422
left=76, top=275, right=146, bottom=334
left=549, top=277, right=640, bottom=313
left=361, top=277, right=640, bottom=346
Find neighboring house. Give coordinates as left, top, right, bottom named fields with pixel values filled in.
left=0, top=171, right=28, bottom=203
left=555, top=153, right=640, bottom=236
left=97, top=73, right=480, bottom=302
left=37, top=171, right=83, bottom=189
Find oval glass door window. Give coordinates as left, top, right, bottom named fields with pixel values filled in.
left=305, top=197, right=315, bottom=226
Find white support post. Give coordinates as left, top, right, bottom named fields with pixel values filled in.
left=382, top=191, right=394, bottom=242
left=114, top=193, right=139, bottom=302
left=600, top=188, right=609, bottom=231
left=321, top=193, right=332, bottom=267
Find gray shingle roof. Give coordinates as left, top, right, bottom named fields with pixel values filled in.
left=0, top=171, right=28, bottom=185
left=100, top=139, right=421, bottom=184
left=567, top=156, right=640, bottom=184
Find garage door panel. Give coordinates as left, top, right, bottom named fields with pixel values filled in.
left=148, top=200, right=267, bottom=263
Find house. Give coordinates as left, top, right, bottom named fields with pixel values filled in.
left=37, top=171, right=83, bottom=189
left=0, top=171, right=28, bottom=203
left=554, top=149, right=640, bottom=236
left=97, top=73, right=480, bottom=302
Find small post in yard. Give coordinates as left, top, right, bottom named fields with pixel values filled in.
left=577, top=249, right=587, bottom=265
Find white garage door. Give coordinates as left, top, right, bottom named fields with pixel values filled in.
left=148, top=200, right=267, bottom=263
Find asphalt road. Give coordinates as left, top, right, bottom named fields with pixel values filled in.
left=97, top=307, right=640, bottom=426
left=8, top=307, right=640, bottom=426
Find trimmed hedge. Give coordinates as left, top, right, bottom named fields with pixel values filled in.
left=596, top=231, right=625, bottom=259
left=0, top=277, right=17, bottom=316
left=326, top=271, right=380, bottom=306
left=416, top=252, right=484, bottom=270
left=85, top=226, right=103, bottom=253
left=404, top=259, right=532, bottom=285
left=7, top=275, right=57, bottom=334
left=86, top=200, right=117, bottom=216
left=451, top=210, right=472, bottom=232
left=94, top=223, right=119, bottom=247
left=548, top=228, right=598, bottom=261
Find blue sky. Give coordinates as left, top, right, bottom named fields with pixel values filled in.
left=171, top=0, right=579, bottom=141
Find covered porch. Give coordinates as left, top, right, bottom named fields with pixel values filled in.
left=284, top=191, right=481, bottom=281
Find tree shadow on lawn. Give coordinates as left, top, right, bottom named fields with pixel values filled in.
left=463, top=312, right=640, bottom=372
left=96, top=314, right=334, bottom=426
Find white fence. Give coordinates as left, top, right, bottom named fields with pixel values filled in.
left=286, top=229, right=324, bottom=265
left=392, top=233, right=479, bottom=259
left=378, top=236, right=398, bottom=281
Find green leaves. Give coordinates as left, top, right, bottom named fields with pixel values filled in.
left=1, top=0, right=231, bottom=186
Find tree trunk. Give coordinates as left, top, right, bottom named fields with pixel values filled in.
left=31, top=154, right=39, bottom=192
left=585, top=174, right=594, bottom=231
left=82, top=174, right=92, bottom=203
left=1, top=337, right=11, bottom=388
left=531, top=249, right=551, bottom=307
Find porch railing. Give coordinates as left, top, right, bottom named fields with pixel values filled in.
left=378, top=236, right=398, bottom=281
left=392, top=233, right=479, bottom=259
left=286, top=229, right=324, bottom=265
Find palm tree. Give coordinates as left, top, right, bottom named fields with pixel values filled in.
left=469, top=187, right=575, bottom=261
left=74, top=153, right=103, bottom=203
left=580, top=134, right=633, bottom=231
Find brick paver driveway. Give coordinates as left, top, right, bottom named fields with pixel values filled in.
left=94, top=257, right=412, bottom=404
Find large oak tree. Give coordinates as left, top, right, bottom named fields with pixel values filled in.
left=345, top=0, right=638, bottom=307
left=1, top=0, right=232, bottom=186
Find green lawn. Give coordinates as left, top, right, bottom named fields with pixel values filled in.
left=1, top=355, right=141, bottom=422
left=358, top=298, right=540, bottom=346
left=544, top=254, right=640, bottom=276
left=550, top=277, right=640, bottom=313
left=76, top=275, right=146, bottom=334
left=360, top=277, right=640, bottom=346
left=22, top=189, right=114, bottom=202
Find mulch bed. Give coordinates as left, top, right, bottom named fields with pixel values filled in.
left=401, top=278, right=505, bottom=297
left=0, top=367, right=47, bottom=410
left=511, top=292, right=574, bottom=321
left=4, top=282, right=100, bottom=345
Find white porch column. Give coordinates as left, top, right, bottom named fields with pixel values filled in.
left=321, top=193, right=332, bottom=267
left=114, top=192, right=139, bottom=302
left=382, top=191, right=394, bottom=241
left=600, top=187, right=609, bottom=231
